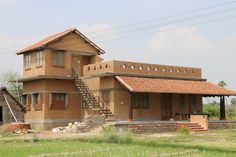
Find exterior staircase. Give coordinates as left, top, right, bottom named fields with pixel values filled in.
left=71, top=68, right=113, bottom=118
left=177, top=122, right=208, bottom=132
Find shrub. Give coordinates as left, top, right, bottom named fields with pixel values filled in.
left=102, top=125, right=133, bottom=144
left=32, top=134, right=39, bottom=142
left=178, top=128, right=190, bottom=135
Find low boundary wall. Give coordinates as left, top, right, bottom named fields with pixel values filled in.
left=208, top=120, right=236, bottom=129
left=114, top=121, right=177, bottom=134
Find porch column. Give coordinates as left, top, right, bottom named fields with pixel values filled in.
left=220, top=96, right=226, bottom=120
left=128, top=92, right=133, bottom=122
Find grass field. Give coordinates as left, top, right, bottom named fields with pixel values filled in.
left=0, top=129, right=236, bottom=157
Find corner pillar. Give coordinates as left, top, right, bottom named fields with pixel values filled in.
left=220, top=96, right=226, bottom=120
left=128, top=92, right=133, bottom=122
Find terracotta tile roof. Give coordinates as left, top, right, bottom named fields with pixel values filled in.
left=16, top=28, right=105, bottom=55
left=116, top=76, right=236, bottom=96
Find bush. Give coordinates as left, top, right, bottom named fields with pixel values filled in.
left=178, top=128, right=190, bottom=135
left=203, top=103, right=220, bottom=118
left=32, top=134, right=39, bottom=142
left=102, top=125, right=133, bottom=144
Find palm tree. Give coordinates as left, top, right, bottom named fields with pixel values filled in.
left=218, top=80, right=227, bottom=88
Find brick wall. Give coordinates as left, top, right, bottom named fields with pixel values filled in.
left=115, top=122, right=177, bottom=133
left=209, top=120, right=236, bottom=129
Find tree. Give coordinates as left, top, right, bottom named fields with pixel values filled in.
left=231, top=98, right=236, bottom=106
left=0, top=70, right=23, bottom=100
left=218, top=80, right=227, bottom=88
left=203, top=102, right=220, bottom=119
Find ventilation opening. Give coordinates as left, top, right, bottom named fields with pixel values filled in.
left=0, top=106, right=2, bottom=125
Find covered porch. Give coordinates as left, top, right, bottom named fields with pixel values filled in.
left=116, top=76, right=236, bottom=122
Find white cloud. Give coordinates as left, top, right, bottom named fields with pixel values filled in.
left=147, top=25, right=211, bottom=58
left=138, top=25, right=236, bottom=91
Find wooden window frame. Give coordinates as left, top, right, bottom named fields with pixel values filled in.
left=36, top=51, right=43, bottom=67
left=26, top=94, right=31, bottom=111
left=50, top=93, right=67, bottom=110
left=32, top=93, right=39, bottom=107
left=52, top=50, right=65, bottom=67
left=131, top=93, right=149, bottom=109
left=24, top=54, right=31, bottom=70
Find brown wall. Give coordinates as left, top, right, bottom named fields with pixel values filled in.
left=23, top=33, right=102, bottom=78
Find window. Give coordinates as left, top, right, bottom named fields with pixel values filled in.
left=52, top=51, right=64, bottom=66
left=24, top=54, right=31, bottom=69
left=22, top=95, right=27, bottom=106
left=36, top=51, right=43, bottom=67
left=51, top=93, right=66, bottom=109
left=32, top=93, right=39, bottom=107
left=179, top=95, right=185, bottom=112
left=26, top=94, right=31, bottom=111
left=131, top=93, right=149, bottom=108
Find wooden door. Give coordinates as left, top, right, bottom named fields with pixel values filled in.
left=161, top=94, right=172, bottom=120
left=71, top=55, right=81, bottom=75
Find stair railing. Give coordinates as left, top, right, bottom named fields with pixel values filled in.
left=71, top=68, right=111, bottom=118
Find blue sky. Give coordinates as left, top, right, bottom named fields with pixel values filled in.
left=0, top=0, right=236, bottom=91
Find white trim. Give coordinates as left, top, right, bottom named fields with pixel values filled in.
left=115, top=76, right=133, bottom=92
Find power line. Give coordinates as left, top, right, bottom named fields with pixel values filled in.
left=1, top=7, right=236, bottom=53
left=86, top=0, right=236, bottom=34
left=1, top=1, right=236, bottom=52
left=97, top=15, right=236, bottom=43
left=90, top=7, right=236, bottom=39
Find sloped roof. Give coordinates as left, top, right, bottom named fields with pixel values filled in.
left=16, top=28, right=105, bottom=55
left=116, top=76, right=236, bottom=96
left=0, top=87, right=26, bottom=112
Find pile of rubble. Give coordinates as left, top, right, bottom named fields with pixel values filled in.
left=52, top=115, right=106, bottom=133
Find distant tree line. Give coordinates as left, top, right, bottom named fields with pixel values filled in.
left=203, top=98, right=236, bottom=119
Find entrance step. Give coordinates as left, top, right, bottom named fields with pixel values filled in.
left=177, top=122, right=207, bottom=132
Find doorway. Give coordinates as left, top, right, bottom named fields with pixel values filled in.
left=161, top=94, right=172, bottom=120
left=0, top=106, right=3, bottom=124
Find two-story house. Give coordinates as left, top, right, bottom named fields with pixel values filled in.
left=17, top=28, right=236, bottom=129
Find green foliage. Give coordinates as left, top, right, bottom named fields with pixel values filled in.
left=0, top=70, right=22, bottom=100
left=177, top=128, right=190, bottom=135
left=218, top=80, right=227, bottom=87
left=102, top=125, right=133, bottom=144
left=203, top=102, right=220, bottom=118
left=32, top=134, right=39, bottom=142
left=226, top=98, right=236, bottom=120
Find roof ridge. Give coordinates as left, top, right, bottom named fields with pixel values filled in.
left=16, top=27, right=105, bottom=55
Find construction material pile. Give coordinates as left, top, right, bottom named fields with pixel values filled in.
left=52, top=115, right=106, bottom=133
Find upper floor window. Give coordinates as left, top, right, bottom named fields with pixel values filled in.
left=52, top=51, right=64, bottom=66
left=36, top=51, right=43, bottom=67
left=24, top=54, right=31, bottom=69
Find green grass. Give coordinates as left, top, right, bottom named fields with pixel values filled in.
left=1, top=129, right=236, bottom=157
